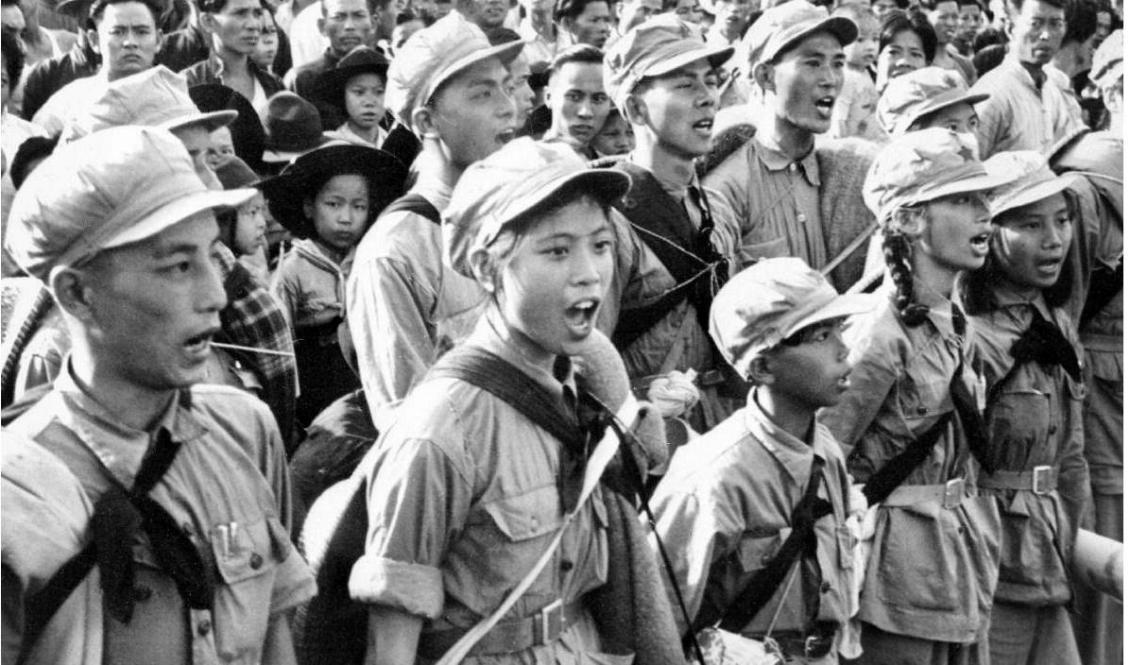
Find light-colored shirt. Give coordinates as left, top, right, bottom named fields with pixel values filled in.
left=31, top=71, right=109, bottom=137
left=702, top=131, right=826, bottom=272
left=2, top=437, right=102, bottom=665
left=328, top=121, right=388, bottom=147
left=346, top=165, right=486, bottom=432
left=288, top=3, right=329, bottom=69
left=348, top=312, right=615, bottom=662
left=516, top=17, right=564, bottom=67
left=971, top=56, right=1085, bottom=158
left=829, top=68, right=885, bottom=142
left=650, top=392, right=855, bottom=637
left=818, top=282, right=1002, bottom=644
left=4, top=368, right=316, bottom=664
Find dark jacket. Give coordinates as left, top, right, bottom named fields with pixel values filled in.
left=20, top=41, right=98, bottom=120
left=182, top=54, right=285, bottom=98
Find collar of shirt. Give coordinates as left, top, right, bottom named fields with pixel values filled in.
left=50, top=362, right=208, bottom=490
left=465, top=307, right=579, bottom=400
left=745, top=388, right=816, bottom=486
left=989, top=281, right=1055, bottom=320
left=407, top=152, right=455, bottom=211
left=752, top=132, right=821, bottom=187
left=1003, top=55, right=1050, bottom=93
left=518, top=17, right=556, bottom=44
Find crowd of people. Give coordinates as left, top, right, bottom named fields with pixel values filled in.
left=0, top=0, right=1122, bottom=659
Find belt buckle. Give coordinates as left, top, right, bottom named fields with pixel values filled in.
left=943, top=478, right=965, bottom=509
left=803, top=634, right=832, bottom=659
left=1032, top=465, right=1053, bottom=495
left=535, top=599, right=564, bottom=646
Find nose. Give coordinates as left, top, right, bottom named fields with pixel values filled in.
left=198, top=255, right=228, bottom=313
left=577, top=98, right=594, bottom=118
left=1045, top=221, right=1069, bottom=248
left=572, top=245, right=603, bottom=285
left=831, top=329, right=849, bottom=361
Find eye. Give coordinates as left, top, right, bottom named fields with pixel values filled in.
left=593, top=238, right=613, bottom=253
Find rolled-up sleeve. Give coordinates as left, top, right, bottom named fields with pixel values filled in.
left=349, top=435, right=471, bottom=619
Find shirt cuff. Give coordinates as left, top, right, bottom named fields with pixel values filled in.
left=349, top=555, right=444, bottom=618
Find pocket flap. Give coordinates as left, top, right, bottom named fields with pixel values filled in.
left=482, top=485, right=563, bottom=542
left=211, top=516, right=277, bottom=584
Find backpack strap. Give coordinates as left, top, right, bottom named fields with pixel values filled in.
left=382, top=193, right=441, bottom=226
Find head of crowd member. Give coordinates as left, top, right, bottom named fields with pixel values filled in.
left=392, top=11, right=426, bottom=50
left=214, top=156, right=270, bottom=257
left=591, top=106, right=635, bottom=154
left=863, top=128, right=1011, bottom=325
left=710, top=257, right=868, bottom=409
left=86, top=0, right=163, bottom=81
left=555, top=0, right=613, bottom=47
left=190, top=82, right=268, bottom=171
left=666, top=0, right=703, bottom=24
left=1052, top=0, right=1097, bottom=77
left=9, top=135, right=57, bottom=187
left=445, top=138, right=629, bottom=360
left=317, top=46, right=389, bottom=142
left=543, top=44, right=610, bottom=154
left=372, top=0, right=405, bottom=41
left=875, top=9, right=935, bottom=89
left=206, top=125, right=236, bottom=167
left=619, top=0, right=661, bottom=33
left=1093, top=0, right=1114, bottom=42
left=956, top=0, right=983, bottom=48
left=486, top=27, right=536, bottom=125
left=252, top=11, right=280, bottom=72
left=606, top=14, right=733, bottom=159
left=6, top=126, right=255, bottom=396
left=519, top=0, right=555, bottom=24
left=876, top=65, right=987, bottom=134
left=1090, top=29, right=1123, bottom=131
left=319, top=0, right=374, bottom=59
left=61, top=67, right=239, bottom=190
left=199, top=0, right=264, bottom=59
left=434, top=0, right=454, bottom=17
left=742, top=0, right=857, bottom=139
left=0, top=0, right=25, bottom=48
left=457, top=0, right=509, bottom=28
left=0, top=19, right=22, bottom=112
left=1003, top=0, right=1066, bottom=66
left=261, top=91, right=332, bottom=163
left=870, top=0, right=907, bottom=20
left=961, top=150, right=1075, bottom=312
left=706, top=0, right=754, bottom=40
left=920, top=0, right=960, bottom=48
left=386, top=11, right=522, bottom=170
left=835, top=2, right=881, bottom=71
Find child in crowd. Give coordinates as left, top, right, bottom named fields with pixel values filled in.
left=254, top=12, right=281, bottom=73
left=651, top=257, right=870, bottom=663
left=875, top=66, right=986, bottom=137
left=819, top=129, right=1012, bottom=664
left=318, top=47, right=390, bottom=148
left=591, top=106, right=635, bottom=156
left=830, top=3, right=885, bottom=140
left=214, top=155, right=271, bottom=282
left=264, top=143, right=407, bottom=425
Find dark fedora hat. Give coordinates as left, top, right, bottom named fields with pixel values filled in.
left=189, top=83, right=267, bottom=172
left=261, top=91, right=334, bottom=164
left=258, top=143, right=408, bottom=239
left=315, top=46, right=390, bottom=104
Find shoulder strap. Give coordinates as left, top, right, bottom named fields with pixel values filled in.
left=1081, top=258, right=1123, bottom=329
left=689, top=456, right=833, bottom=639
left=382, top=193, right=441, bottom=226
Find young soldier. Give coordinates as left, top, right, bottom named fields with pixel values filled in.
left=702, top=0, right=876, bottom=292
left=601, top=14, right=742, bottom=433
left=541, top=44, right=611, bottom=159
left=3, top=126, right=315, bottom=663
left=650, top=258, right=869, bottom=664
left=346, top=11, right=520, bottom=431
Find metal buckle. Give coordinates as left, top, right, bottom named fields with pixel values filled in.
left=942, top=478, right=965, bottom=509
left=1032, top=465, right=1053, bottom=495
left=535, top=599, right=564, bottom=646
left=803, top=634, right=833, bottom=659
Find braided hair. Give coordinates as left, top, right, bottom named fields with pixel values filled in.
left=882, top=206, right=930, bottom=327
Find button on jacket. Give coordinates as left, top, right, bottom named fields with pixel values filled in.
left=650, top=394, right=855, bottom=638
left=819, top=284, right=1002, bottom=644
left=4, top=368, right=315, bottom=665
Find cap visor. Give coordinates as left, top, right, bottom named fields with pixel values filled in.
left=425, top=40, right=527, bottom=104
left=777, top=16, right=859, bottom=59
left=920, top=169, right=1016, bottom=202
left=489, top=167, right=630, bottom=242
left=990, top=177, right=1074, bottom=218
left=904, top=91, right=989, bottom=133
left=103, top=187, right=257, bottom=250
left=642, top=42, right=736, bottom=80
left=784, top=292, right=875, bottom=338
left=164, top=109, right=239, bottom=133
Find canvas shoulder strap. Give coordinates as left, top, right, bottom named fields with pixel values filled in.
left=382, top=193, right=441, bottom=226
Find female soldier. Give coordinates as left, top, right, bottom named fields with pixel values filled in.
left=819, top=128, right=1012, bottom=664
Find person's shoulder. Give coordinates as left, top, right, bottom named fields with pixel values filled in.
left=701, top=120, right=758, bottom=179
left=815, top=134, right=880, bottom=168
left=663, top=410, right=757, bottom=485
left=188, top=383, right=276, bottom=426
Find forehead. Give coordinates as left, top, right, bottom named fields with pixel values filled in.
left=1015, top=0, right=1065, bottom=17
left=933, top=1, right=959, bottom=11
left=99, top=1, right=158, bottom=26
left=218, top=0, right=260, bottom=13
left=346, top=71, right=385, bottom=86
left=888, top=28, right=924, bottom=47
left=103, top=211, right=220, bottom=264
left=318, top=173, right=370, bottom=195
left=650, top=57, right=714, bottom=81
left=779, top=32, right=845, bottom=59
left=443, top=57, right=508, bottom=91
left=576, top=0, right=610, bottom=16
left=552, top=60, right=605, bottom=86
left=520, top=196, right=610, bottom=238
left=325, top=0, right=369, bottom=13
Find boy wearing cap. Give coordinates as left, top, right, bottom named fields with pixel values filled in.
left=701, top=0, right=877, bottom=292
left=875, top=65, right=986, bottom=136
left=3, top=126, right=315, bottom=664
left=600, top=14, right=744, bottom=434
left=649, top=257, right=867, bottom=664
left=347, top=11, right=521, bottom=432
left=286, top=0, right=377, bottom=127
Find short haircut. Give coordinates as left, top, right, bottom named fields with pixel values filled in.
left=1, top=23, right=23, bottom=86
left=972, top=25, right=1006, bottom=50
left=89, top=0, right=163, bottom=25
left=917, top=0, right=957, bottom=12
left=10, top=136, right=58, bottom=189
left=1006, top=0, right=1064, bottom=14
left=833, top=2, right=879, bottom=27
left=872, top=0, right=910, bottom=10
left=548, top=43, right=604, bottom=75
left=880, top=9, right=937, bottom=63
left=1062, top=0, right=1098, bottom=44
left=973, top=41, right=1005, bottom=75
left=198, top=0, right=260, bottom=14
left=554, top=0, right=608, bottom=22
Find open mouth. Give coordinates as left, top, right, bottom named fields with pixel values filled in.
left=564, top=297, right=600, bottom=335
left=814, top=96, right=836, bottom=117
left=184, top=328, right=219, bottom=358
left=970, top=232, right=990, bottom=254
left=497, top=128, right=516, bottom=144
left=1037, top=256, right=1065, bottom=274
left=692, top=118, right=714, bottom=134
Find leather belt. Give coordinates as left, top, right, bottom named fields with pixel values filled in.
left=418, top=599, right=582, bottom=659
left=768, top=626, right=836, bottom=659
left=978, top=465, right=1058, bottom=495
left=882, top=477, right=967, bottom=509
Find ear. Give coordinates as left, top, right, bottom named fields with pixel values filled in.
left=50, top=266, right=97, bottom=324
left=747, top=354, right=774, bottom=385
left=317, top=16, right=326, bottom=35
left=621, top=92, right=649, bottom=125
left=154, top=29, right=165, bottom=52
left=88, top=28, right=101, bottom=54
left=753, top=61, right=775, bottom=93
left=467, top=247, right=497, bottom=293
left=412, top=105, right=440, bottom=138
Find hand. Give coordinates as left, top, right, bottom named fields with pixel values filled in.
left=646, top=370, right=700, bottom=418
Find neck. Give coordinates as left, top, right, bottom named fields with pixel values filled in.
left=218, top=45, right=250, bottom=73
left=69, top=343, right=176, bottom=432
left=761, top=107, right=815, bottom=160
left=348, top=119, right=381, bottom=143
left=313, top=237, right=348, bottom=263
left=630, top=132, right=695, bottom=192
left=419, top=139, right=465, bottom=189
left=103, top=65, right=135, bottom=82
left=487, top=305, right=556, bottom=374
left=912, top=248, right=959, bottom=300
left=754, top=386, right=816, bottom=443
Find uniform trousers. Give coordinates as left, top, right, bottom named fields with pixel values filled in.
left=989, top=602, right=1081, bottom=665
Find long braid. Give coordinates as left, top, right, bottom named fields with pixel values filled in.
left=881, top=227, right=929, bottom=327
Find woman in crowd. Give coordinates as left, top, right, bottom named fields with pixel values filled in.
left=875, top=9, right=936, bottom=91
left=819, top=128, right=1011, bottom=664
